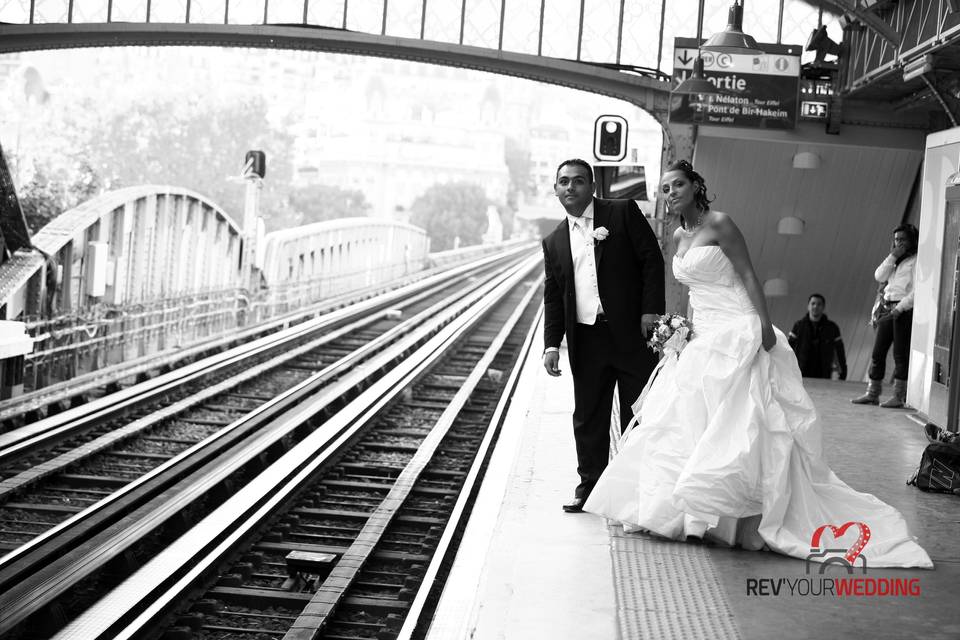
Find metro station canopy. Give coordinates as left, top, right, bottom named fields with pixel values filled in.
left=0, top=0, right=831, bottom=75
left=0, top=0, right=957, bottom=127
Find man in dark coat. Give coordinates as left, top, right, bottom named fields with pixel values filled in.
left=788, top=293, right=847, bottom=380
left=541, top=158, right=665, bottom=513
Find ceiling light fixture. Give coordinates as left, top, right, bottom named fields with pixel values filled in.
left=701, top=1, right=764, bottom=55
left=673, top=56, right=720, bottom=95
left=763, top=278, right=789, bottom=297
left=671, top=1, right=734, bottom=101
left=792, top=151, right=821, bottom=169
left=777, top=216, right=805, bottom=235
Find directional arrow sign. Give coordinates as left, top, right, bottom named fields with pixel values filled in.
left=675, top=47, right=698, bottom=70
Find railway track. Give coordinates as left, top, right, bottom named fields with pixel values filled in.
left=0, top=251, right=543, bottom=639
left=0, top=245, right=531, bottom=432
left=0, top=248, right=527, bottom=557
left=0, top=248, right=531, bottom=464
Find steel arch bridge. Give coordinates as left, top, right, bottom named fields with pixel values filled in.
left=0, top=184, right=433, bottom=393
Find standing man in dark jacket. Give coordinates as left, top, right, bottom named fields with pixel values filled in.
left=541, top=158, right=665, bottom=513
left=788, top=293, right=847, bottom=380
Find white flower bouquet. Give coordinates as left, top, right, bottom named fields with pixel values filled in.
left=647, top=313, right=694, bottom=356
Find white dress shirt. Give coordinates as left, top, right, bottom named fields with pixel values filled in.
left=567, top=202, right=605, bottom=324
left=874, top=254, right=916, bottom=312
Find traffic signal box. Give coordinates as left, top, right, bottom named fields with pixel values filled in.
left=593, top=115, right=628, bottom=162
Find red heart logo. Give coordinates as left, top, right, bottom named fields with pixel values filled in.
left=810, top=522, right=871, bottom=564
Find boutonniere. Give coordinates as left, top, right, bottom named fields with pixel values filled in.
left=591, top=226, right=610, bottom=242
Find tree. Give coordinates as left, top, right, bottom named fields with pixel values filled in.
left=504, top=137, right=535, bottom=208
left=409, top=182, right=489, bottom=251
left=273, top=183, right=372, bottom=230
left=43, top=95, right=297, bottom=228
left=502, top=137, right=535, bottom=240
left=19, top=160, right=101, bottom=233
left=495, top=203, right=515, bottom=240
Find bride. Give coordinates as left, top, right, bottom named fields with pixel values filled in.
left=583, top=160, right=932, bottom=568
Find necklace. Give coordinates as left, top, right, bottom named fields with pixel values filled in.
left=678, top=210, right=705, bottom=237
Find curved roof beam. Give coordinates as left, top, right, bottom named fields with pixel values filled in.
left=822, top=0, right=901, bottom=46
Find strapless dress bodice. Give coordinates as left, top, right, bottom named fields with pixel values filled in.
left=673, top=245, right=753, bottom=324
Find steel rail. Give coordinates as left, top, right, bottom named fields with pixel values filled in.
left=279, top=264, right=542, bottom=636
left=53, top=255, right=540, bottom=639
left=0, top=254, right=521, bottom=595
left=396, top=298, right=543, bottom=640
left=0, top=243, right=532, bottom=426
left=295, top=260, right=543, bottom=638
left=0, top=251, right=528, bottom=500
left=0, top=279, right=397, bottom=425
left=0, top=246, right=532, bottom=463
left=0, top=256, right=539, bottom=637
left=0, top=260, right=526, bottom=635
left=0, top=247, right=519, bottom=453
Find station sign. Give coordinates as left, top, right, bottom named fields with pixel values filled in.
left=800, top=101, right=828, bottom=119
left=670, top=37, right=802, bottom=130
left=799, top=73, right=835, bottom=121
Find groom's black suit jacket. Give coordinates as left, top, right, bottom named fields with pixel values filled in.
left=542, top=197, right=665, bottom=371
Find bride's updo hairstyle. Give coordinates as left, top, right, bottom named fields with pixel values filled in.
left=664, top=159, right=715, bottom=228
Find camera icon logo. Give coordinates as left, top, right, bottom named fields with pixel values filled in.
left=805, top=521, right=871, bottom=574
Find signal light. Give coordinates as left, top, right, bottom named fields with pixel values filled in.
left=245, top=150, right=266, bottom=179
left=593, top=115, right=627, bottom=162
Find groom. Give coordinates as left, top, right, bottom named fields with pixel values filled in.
left=542, top=158, right=664, bottom=512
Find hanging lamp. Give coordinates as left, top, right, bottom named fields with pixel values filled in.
left=673, top=56, right=718, bottom=95
left=701, top=0, right=763, bottom=55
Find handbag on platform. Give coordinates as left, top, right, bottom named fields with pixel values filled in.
left=907, top=423, right=960, bottom=495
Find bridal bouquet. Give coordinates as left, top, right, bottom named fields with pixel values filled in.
left=647, top=313, right=694, bottom=356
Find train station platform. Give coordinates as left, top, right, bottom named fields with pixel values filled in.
left=426, top=338, right=960, bottom=640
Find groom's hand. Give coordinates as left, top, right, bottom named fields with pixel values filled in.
left=543, top=351, right=561, bottom=377
left=640, top=314, right=659, bottom=338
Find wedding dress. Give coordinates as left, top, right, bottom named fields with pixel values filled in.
left=583, top=245, right=932, bottom=568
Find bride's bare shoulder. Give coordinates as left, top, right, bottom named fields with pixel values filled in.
left=705, top=211, right=741, bottom=232
left=703, top=212, right=749, bottom=249
left=705, top=210, right=731, bottom=223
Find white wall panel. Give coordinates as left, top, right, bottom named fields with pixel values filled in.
left=915, top=127, right=960, bottom=419
left=693, top=124, right=924, bottom=383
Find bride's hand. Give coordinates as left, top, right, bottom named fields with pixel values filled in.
left=761, top=324, right=776, bottom=352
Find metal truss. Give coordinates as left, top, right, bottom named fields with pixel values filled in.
left=824, top=0, right=902, bottom=45
left=1, top=0, right=647, bottom=65
left=835, top=0, right=960, bottom=93
left=0, top=0, right=825, bottom=79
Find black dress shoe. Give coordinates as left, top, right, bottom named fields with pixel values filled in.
left=562, top=497, right=586, bottom=513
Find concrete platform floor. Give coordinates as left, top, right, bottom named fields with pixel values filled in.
left=425, top=343, right=960, bottom=640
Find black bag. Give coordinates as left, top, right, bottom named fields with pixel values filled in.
left=907, top=424, right=960, bottom=494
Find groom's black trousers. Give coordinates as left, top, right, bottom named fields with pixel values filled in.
left=570, top=320, right=656, bottom=499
